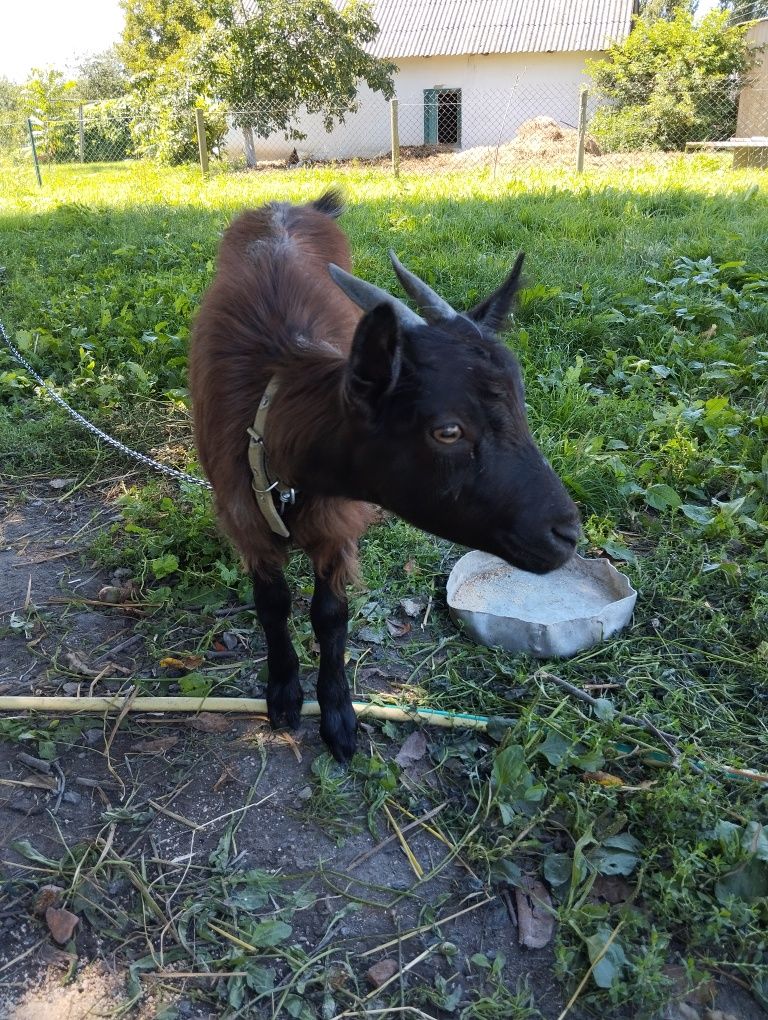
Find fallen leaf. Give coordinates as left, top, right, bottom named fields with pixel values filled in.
left=515, top=879, right=555, bottom=949
left=591, top=875, right=633, bottom=904
left=62, top=650, right=101, bottom=677
left=399, top=597, right=425, bottom=618
left=48, top=478, right=76, bottom=489
left=132, top=735, right=178, bottom=754
left=366, top=959, right=398, bottom=987
left=38, top=943, right=78, bottom=969
left=386, top=618, right=411, bottom=638
left=394, top=731, right=428, bottom=768
left=403, top=559, right=416, bottom=575
left=187, top=713, right=230, bottom=734
left=584, top=771, right=624, bottom=788
left=33, top=885, right=65, bottom=916
left=45, top=906, right=80, bottom=944
left=160, top=654, right=205, bottom=671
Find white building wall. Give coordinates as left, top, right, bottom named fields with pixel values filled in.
left=225, top=51, right=594, bottom=161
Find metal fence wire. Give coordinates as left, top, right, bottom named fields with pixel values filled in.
left=3, top=84, right=768, bottom=178
left=224, top=85, right=768, bottom=173
left=1, top=104, right=135, bottom=166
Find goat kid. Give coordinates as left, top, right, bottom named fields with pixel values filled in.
left=189, top=192, right=580, bottom=762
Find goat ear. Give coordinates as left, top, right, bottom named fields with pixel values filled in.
left=467, top=252, right=525, bottom=333
left=346, top=303, right=403, bottom=412
left=313, top=189, right=344, bottom=219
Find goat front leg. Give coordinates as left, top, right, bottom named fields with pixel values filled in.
left=311, top=570, right=357, bottom=763
left=252, top=570, right=303, bottom=731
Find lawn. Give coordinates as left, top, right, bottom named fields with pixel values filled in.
left=0, top=157, right=767, bottom=1019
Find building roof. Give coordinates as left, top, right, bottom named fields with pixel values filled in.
left=332, top=0, right=636, bottom=59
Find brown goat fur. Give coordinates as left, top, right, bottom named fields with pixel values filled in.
left=189, top=191, right=579, bottom=761
left=189, top=194, right=376, bottom=595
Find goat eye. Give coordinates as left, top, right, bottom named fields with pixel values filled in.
left=431, top=423, right=464, bottom=444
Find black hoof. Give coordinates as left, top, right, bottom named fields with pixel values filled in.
left=320, top=703, right=358, bottom=763
left=267, top=681, right=304, bottom=731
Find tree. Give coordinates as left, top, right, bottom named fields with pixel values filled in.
left=21, top=68, right=79, bottom=120
left=19, top=68, right=80, bottom=161
left=75, top=47, right=130, bottom=101
left=118, top=0, right=213, bottom=73
left=118, top=0, right=395, bottom=165
left=638, top=0, right=696, bottom=20
left=205, top=0, right=395, bottom=164
left=118, top=1, right=221, bottom=162
left=0, top=77, right=25, bottom=154
left=587, top=9, right=755, bottom=151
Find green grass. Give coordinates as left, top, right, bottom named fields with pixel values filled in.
left=1, top=156, right=768, bottom=1017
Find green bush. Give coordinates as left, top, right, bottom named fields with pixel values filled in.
left=128, top=83, right=227, bottom=164
left=82, top=97, right=134, bottom=161
left=32, top=98, right=135, bottom=164
left=588, top=9, right=753, bottom=153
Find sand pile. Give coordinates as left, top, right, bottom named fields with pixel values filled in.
left=513, top=115, right=601, bottom=156
left=457, top=116, right=601, bottom=166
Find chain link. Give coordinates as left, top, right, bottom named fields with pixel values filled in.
left=0, top=318, right=212, bottom=490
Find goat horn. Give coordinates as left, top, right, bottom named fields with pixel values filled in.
left=328, top=264, right=425, bottom=328
left=388, top=250, right=457, bottom=324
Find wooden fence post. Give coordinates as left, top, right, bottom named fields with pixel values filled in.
left=195, top=108, right=209, bottom=175
left=576, top=88, right=589, bottom=173
left=78, top=104, right=85, bottom=162
left=390, top=98, right=400, bottom=178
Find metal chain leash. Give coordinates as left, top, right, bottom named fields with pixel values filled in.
left=0, top=317, right=212, bottom=490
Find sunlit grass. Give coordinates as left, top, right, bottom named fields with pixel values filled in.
left=1, top=156, right=767, bottom=1015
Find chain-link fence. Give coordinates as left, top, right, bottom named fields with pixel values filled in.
left=0, top=101, right=135, bottom=170
left=3, top=83, right=767, bottom=182
left=225, top=85, right=768, bottom=174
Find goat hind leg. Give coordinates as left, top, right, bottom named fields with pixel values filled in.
left=311, top=569, right=357, bottom=763
left=252, top=570, right=303, bottom=730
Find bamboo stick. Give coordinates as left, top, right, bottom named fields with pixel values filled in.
left=0, top=695, right=498, bottom=730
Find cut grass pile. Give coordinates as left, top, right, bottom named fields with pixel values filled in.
left=1, top=157, right=767, bottom=1018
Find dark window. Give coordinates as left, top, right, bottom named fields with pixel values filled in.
left=424, top=88, right=462, bottom=145
left=437, top=89, right=461, bottom=144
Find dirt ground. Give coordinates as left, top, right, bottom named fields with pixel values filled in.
left=1, top=485, right=764, bottom=1020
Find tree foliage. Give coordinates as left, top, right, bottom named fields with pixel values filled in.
left=0, top=77, right=25, bottom=153
left=117, top=0, right=394, bottom=163
left=75, top=47, right=131, bottom=101
left=587, top=10, right=755, bottom=151
left=118, top=0, right=213, bottom=74
left=205, top=0, right=395, bottom=136
left=21, top=68, right=79, bottom=121
left=0, top=77, right=23, bottom=116
left=638, top=0, right=696, bottom=21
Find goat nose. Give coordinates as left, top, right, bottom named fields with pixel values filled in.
left=550, top=517, right=580, bottom=553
